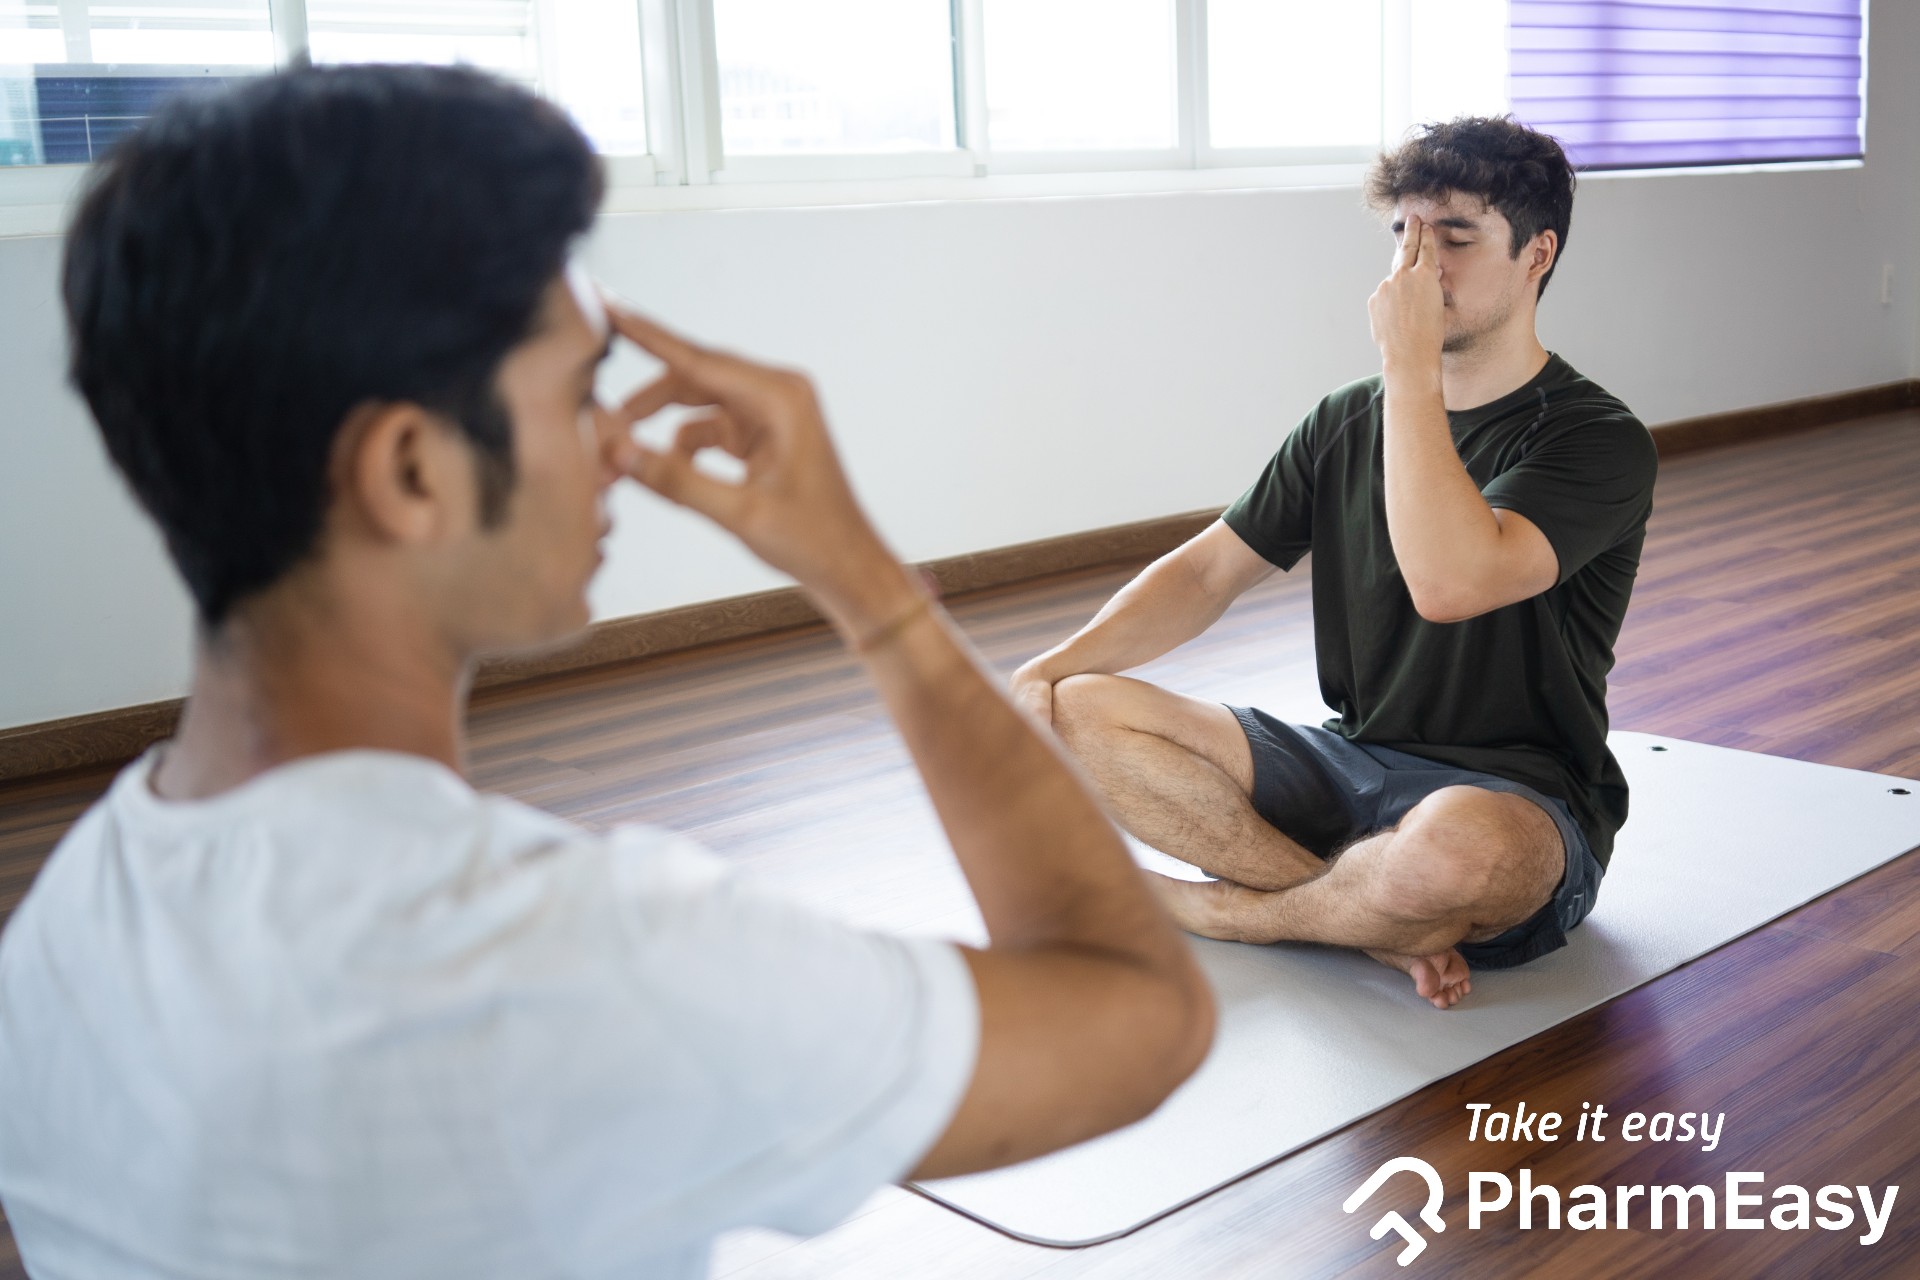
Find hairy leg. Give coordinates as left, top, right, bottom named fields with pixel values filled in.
left=1146, top=786, right=1565, bottom=1009
left=1050, top=673, right=1322, bottom=891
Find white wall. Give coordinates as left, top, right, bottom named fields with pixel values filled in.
left=2, top=6, right=1916, bottom=732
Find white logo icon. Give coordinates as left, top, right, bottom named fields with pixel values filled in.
left=1343, top=1157, right=1448, bottom=1266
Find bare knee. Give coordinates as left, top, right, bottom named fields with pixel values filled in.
left=1050, top=674, right=1133, bottom=748
left=1050, top=675, right=1256, bottom=797
left=1374, top=787, right=1544, bottom=925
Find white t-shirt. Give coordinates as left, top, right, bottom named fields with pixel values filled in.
left=0, top=748, right=978, bottom=1279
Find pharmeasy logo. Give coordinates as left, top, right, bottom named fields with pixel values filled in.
left=1345, top=1100, right=1902, bottom=1268
left=1343, top=1158, right=1446, bottom=1266
left=1348, top=1158, right=1901, bottom=1268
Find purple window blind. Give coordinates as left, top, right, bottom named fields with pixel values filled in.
left=1509, top=1, right=1866, bottom=170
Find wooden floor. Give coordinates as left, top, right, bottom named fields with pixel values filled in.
left=3, top=412, right=1919, bottom=1278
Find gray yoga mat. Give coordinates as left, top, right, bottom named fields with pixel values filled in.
left=913, top=732, right=1920, bottom=1245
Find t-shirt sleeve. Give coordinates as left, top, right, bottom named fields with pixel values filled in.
left=492, top=827, right=979, bottom=1270
left=1221, top=407, right=1319, bottom=570
left=1479, top=411, right=1658, bottom=584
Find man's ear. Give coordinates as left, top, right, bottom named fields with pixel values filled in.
left=1526, top=229, right=1559, bottom=284
left=334, top=402, right=477, bottom=545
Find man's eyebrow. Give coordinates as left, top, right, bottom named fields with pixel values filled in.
left=1391, top=216, right=1481, bottom=234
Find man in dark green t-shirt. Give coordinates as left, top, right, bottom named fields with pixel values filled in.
left=1013, top=118, right=1657, bottom=1010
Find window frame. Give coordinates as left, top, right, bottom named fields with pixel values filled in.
left=1193, top=0, right=1401, bottom=171
left=680, top=0, right=1392, bottom=180
left=953, top=0, right=1191, bottom=177
left=0, top=0, right=1875, bottom=235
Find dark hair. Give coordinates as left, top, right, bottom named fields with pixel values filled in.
left=63, top=63, right=604, bottom=627
left=1365, top=116, right=1575, bottom=300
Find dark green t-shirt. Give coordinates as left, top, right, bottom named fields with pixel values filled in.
left=1222, top=354, right=1658, bottom=867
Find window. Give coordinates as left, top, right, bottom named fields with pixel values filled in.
left=0, top=0, right=1876, bottom=205
left=1, top=1, right=273, bottom=164
left=1409, top=0, right=1508, bottom=129
left=1508, top=0, right=1868, bottom=170
left=305, top=2, right=539, bottom=77
left=306, top=2, right=650, bottom=159
left=983, top=0, right=1177, bottom=154
left=0, top=0, right=651, bottom=167
left=713, top=0, right=954, bottom=156
left=1207, top=0, right=1379, bottom=153
left=8, top=0, right=276, bottom=64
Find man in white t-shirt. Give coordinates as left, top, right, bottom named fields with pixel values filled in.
left=0, top=65, right=1214, bottom=1278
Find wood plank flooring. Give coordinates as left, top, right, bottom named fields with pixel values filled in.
left=2, top=412, right=1918, bottom=1278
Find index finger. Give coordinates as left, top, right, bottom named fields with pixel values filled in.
left=605, top=302, right=710, bottom=378
left=616, top=369, right=712, bottom=427
left=606, top=300, right=795, bottom=419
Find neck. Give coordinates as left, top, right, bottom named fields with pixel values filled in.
left=153, top=577, right=470, bottom=802
left=1439, top=320, right=1550, bottom=413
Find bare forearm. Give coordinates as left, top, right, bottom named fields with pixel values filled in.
left=845, top=569, right=1189, bottom=962
left=1022, top=550, right=1231, bottom=684
left=1381, top=365, right=1505, bottom=603
left=609, top=310, right=1212, bottom=1177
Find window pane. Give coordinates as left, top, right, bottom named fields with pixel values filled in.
left=1207, top=0, right=1380, bottom=149
left=307, top=2, right=537, bottom=79
left=0, top=3, right=67, bottom=68
left=714, top=0, right=956, bottom=155
left=1410, top=0, right=1506, bottom=127
left=1, top=1, right=272, bottom=165
left=539, top=1, right=648, bottom=156
left=307, top=1, right=649, bottom=157
left=984, top=0, right=1175, bottom=151
left=1, top=72, right=45, bottom=165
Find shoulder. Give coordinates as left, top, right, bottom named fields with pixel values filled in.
left=1533, top=363, right=1658, bottom=472
left=1286, top=373, right=1384, bottom=456
left=1316, top=373, right=1385, bottom=422
left=1538, top=358, right=1643, bottom=430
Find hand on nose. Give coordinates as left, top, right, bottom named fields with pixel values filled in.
left=594, top=404, right=643, bottom=481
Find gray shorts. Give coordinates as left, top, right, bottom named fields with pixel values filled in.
left=1230, top=707, right=1603, bottom=970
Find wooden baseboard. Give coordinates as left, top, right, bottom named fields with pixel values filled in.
left=0, top=700, right=184, bottom=786
left=5, top=378, right=1917, bottom=787
left=473, top=507, right=1220, bottom=690
left=1648, top=379, right=1919, bottom=458
left=0, top=508, right=1221, bottom=785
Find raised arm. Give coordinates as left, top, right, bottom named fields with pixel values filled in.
left=1010, top=520, right=1277, bottom=725
left=605, top=306, right=1215, bottom=1180
left=1369, top=215, right=1559, bottom=622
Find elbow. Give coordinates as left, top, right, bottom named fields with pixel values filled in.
left=1175, top=975, right=1217, bottom=1082
left=1405, top=577, right=1482, bottom=625
left=1135, top=967, right=1218, bottom=1117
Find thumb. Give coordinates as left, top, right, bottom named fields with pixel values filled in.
left=628, top=442, right=747, bottom=527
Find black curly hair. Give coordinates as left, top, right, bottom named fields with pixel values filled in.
left=1365, top=116, right=1575, bottom=300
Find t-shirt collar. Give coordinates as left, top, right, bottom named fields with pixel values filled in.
left=1445, top=352, right=1568, bottom=427
left=113, top=743, right=469, bottom=834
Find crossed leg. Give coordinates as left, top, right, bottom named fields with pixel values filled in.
left=1049, top=673, right=1565, bottom=1009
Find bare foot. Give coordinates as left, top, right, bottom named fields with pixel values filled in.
left=1147, top=872, right=1474, bottom=1009
left=1364, top=947, right=1472, bottom=1010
